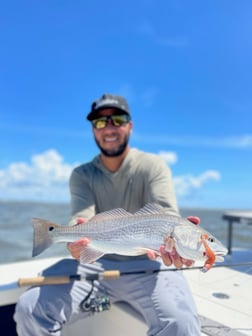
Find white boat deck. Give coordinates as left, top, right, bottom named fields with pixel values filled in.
left=185, top=258, right=252, bottom=335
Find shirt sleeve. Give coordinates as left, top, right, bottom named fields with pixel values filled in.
left=68, top=166, right=96, bottom=225
left=144, top=156, right=179, bottom=216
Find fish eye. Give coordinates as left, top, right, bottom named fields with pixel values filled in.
left=208, top=237, right=215, bottom=243
left=49, top=226, right=55, bottom=231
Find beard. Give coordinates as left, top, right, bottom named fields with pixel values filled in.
left=94, top=133, right=130, bottom=157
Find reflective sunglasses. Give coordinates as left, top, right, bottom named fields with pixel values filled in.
left=91, top=114, right=130, bottom=129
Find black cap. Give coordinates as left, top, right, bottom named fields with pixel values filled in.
left=87, top=93, right=130, bottom=121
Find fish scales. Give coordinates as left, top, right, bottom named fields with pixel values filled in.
left=49, top=214, right=178, bottom=244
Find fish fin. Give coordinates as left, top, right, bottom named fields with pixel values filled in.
left=88, top=208, right=131, bottom=222
left=32, top=218, right=60, bottom=257
left=88, top=203, right=167, bottom=222
left=136, top=248, right=160, bottom=256
left=134, top=203, right=167, bottom=216
left=80, top=245, right=104, bottom=264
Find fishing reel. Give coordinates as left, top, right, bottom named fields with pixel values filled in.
left=79, top=281, right=111, bottom=314
left=80, top=295, right=111, bottom=314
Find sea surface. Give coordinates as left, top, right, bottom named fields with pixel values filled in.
left=0, top=200, right=252, bottom=265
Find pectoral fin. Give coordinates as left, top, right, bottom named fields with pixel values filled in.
left=135, top=248, right=160, bottom=257
left=80, top=246, right=104, bottom=264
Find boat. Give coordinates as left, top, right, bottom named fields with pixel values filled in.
left=0, top=211, right=252, bottom=336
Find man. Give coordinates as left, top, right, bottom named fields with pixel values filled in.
left=14, top=93, right=201, bottom=335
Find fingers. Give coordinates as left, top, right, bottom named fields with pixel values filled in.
left=67, top=238, right=89, bottom=260
left=181, top=258, right=195, bottom=267
left=160, top=236, right=182, bottom=268
left=67, top=218, right=88, bottom=260
left=146, top=250, right=159, bottom=260
left=72, top=217, right=86, bottom=226
left=160, top=246, right=183, bottom=268
left=187, top=216, right=200, bottom=225
left=160, top=245, right=172, bottom=266
left=160, top=248, right=194, bottom=268
left=159, top=239, right=195, bottom=269
left=76, top=217, right=86, bottom=224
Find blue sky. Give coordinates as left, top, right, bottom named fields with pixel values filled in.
left=0, top=0, right=251, bottom=209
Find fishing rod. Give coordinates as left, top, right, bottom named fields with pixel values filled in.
left=3, top=261, right=251, bottom=289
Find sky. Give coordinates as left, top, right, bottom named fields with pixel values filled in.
left=0, top=0, right=252, bottom=210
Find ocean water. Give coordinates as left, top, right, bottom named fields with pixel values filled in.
left=0, top=200, right=251, bottom=265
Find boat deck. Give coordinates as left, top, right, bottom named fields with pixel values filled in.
left=185, top=252, right=252, bottom=336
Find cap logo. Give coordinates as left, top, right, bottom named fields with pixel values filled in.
left=95, top=98, right=119, bottom=109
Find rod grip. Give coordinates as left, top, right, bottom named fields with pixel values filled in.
left=102, top=270, right=120, bottom=279
left=18, top=270, right=121, bottom=287
left=18, top=276, right=71, bottom=287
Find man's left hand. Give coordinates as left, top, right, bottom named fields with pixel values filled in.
left=147, top=216, right=200, bottom=268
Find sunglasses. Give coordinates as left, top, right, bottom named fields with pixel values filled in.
left=91, top=114, right=130, bottom=129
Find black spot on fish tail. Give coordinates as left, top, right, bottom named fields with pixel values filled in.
left=32, top=218, right=60, bottom=257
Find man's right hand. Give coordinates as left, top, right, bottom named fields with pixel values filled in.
left=67, top=218, right=89, bottom=261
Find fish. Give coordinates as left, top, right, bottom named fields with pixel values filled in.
left=32, top=203, right=228, bottom=271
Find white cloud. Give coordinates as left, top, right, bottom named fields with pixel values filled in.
left=0, top=150, right=78, bottom=201
left=174, top=170, right=221, bottom=197
left=158, top=151, right=177, bottom=165
left=156, top=151, right=221, bottom=199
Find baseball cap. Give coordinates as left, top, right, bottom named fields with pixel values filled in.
left=87, top=93, right=130, bottom=121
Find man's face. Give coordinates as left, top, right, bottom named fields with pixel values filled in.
left=92, top=108, right=132, bottom=157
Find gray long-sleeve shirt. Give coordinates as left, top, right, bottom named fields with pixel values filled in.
left=69, top=148, right=178, bottom=224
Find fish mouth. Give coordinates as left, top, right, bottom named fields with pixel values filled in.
left=214, top=250, right=228, bottom=262
left=215, top=251, right=227, bottom=256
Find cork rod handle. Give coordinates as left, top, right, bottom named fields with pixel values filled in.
left=18, top=270, right=121, bottom=287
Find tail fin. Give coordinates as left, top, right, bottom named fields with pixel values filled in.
left=32, top=218, right=60, bottom=257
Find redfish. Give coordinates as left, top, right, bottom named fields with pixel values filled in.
left=32, top=204, right=227, bottom=270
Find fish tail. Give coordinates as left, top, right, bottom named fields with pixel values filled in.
left=32, top=218, right=60, bottom=257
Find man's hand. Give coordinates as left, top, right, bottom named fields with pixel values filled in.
left=67, top=218, right=89, bottom=261
left=147, top=216, right=200, bottom=268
